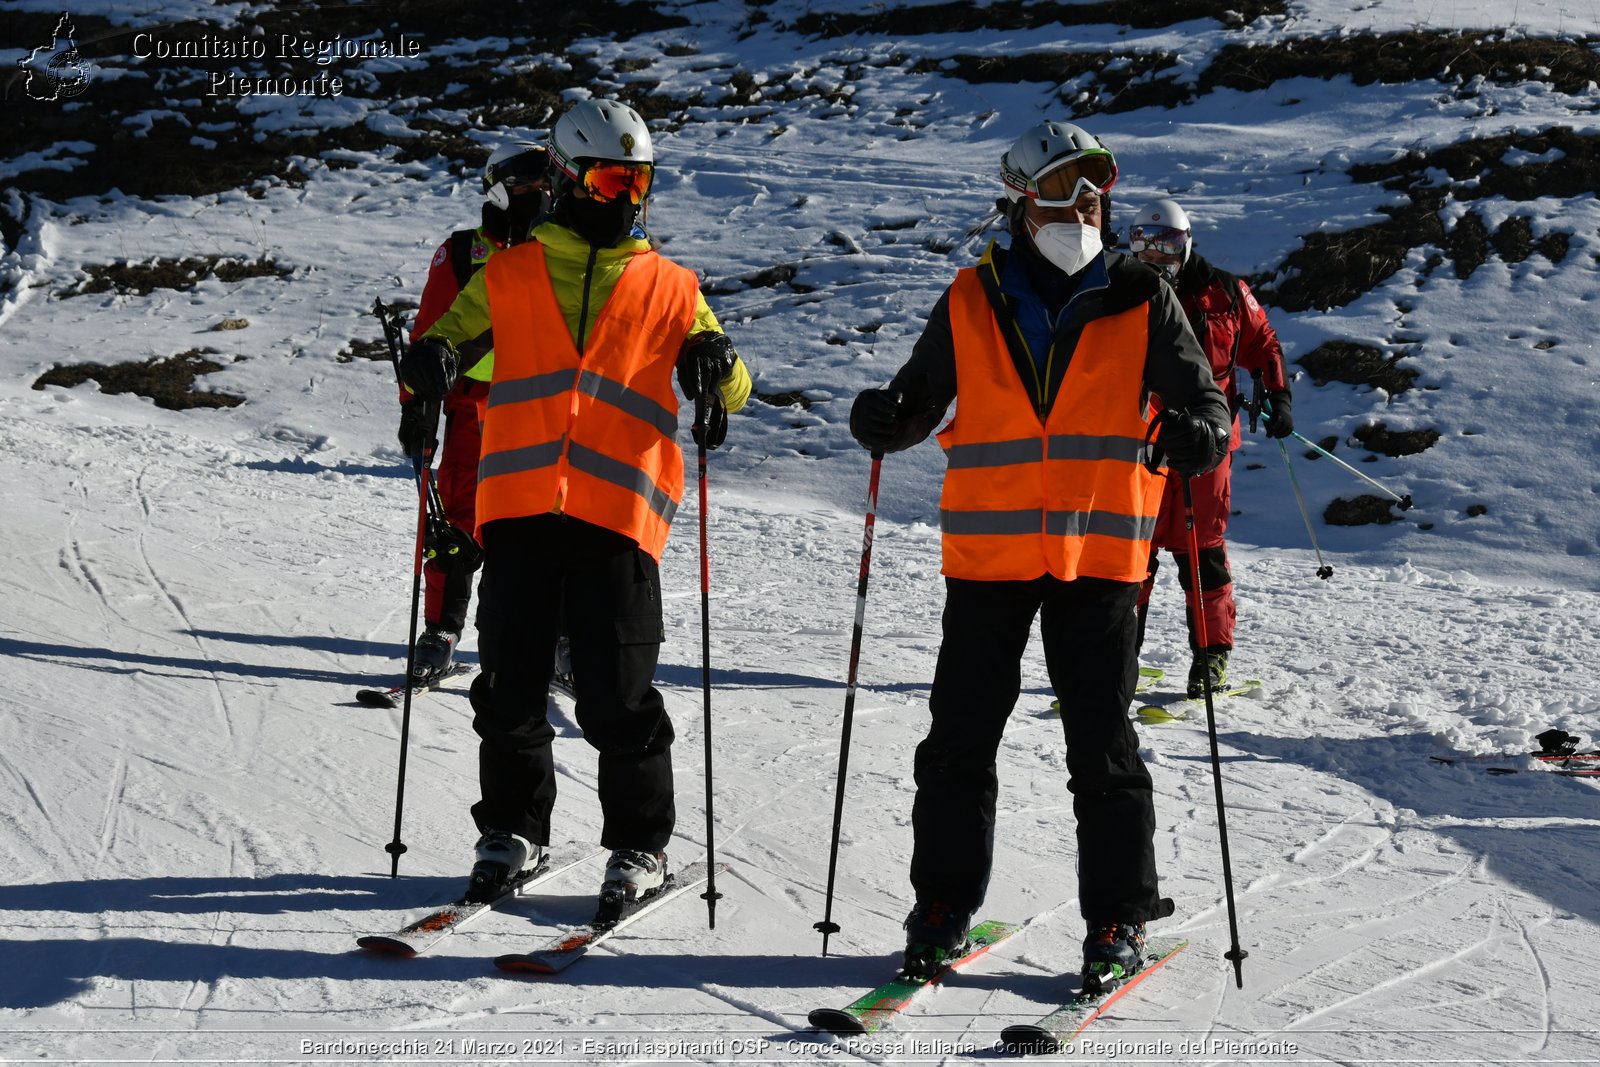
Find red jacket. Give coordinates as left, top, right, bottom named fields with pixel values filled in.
left=1173, top=252, right=1288, bottom=450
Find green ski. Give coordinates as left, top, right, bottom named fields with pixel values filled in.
left=808, top=918, right=1020, bottom=1036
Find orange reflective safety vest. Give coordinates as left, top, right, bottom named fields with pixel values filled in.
left=476, top=242, right=701, bottom=560
left=937, top=268, right=1164, bottom=583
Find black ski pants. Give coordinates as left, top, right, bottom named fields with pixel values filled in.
left=910, top=574, right=1164, bottom=924
left=468, top=513, right=674, bottom=851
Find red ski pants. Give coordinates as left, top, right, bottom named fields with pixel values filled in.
left=1137, top=451, right=1236, bottom=651
left=424, top=380, right=486, bottom=633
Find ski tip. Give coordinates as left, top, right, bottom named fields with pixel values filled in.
left=1137, top=707, right=1182, bottom=724
left=808, top=1007, right=868, bottom=1036
left=355, top=936, right=417, bottom=957
left=999, top=1024, right=1060, bottom=1056
left=355, top=691, right=398, bottom=709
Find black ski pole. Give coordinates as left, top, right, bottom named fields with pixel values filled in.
left=1276, top=440, right=1334, bottom=580
left=1181, top=472, right=1249, bottom=987
left=694, top=388, right=724, bottom=928
left=814, top=448, right=885, bottom=956
left=385, top=399, right=439, bottom=877
left=371, top=297, right=433, bottom=878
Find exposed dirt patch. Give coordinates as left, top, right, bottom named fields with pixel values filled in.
left=909, top=32, right=1600, bottom=118
left=1325, top=495, right=1398, bottom=526
left=33, top=348, right=244, bottom=410
left=1202, top=33, right=1600, bottom=98
left=1295, top=341, right=1419, bottom=396
left=910, top=51, right=1183, bottom=115
left=786, top=0, right=1282, bottom=36
left=1257, top=126, right=1599, bottom=308
left=1, top=1, right=686, bottom=203
left=1353, top=422, right=1440, bottom=457
left=704, top=263, right=815, bottom=296
left=60, top=257, right=291, bottom=298
left=755, top=390, right=813, bottom=410
left=339, top=339, right=395, bottom=364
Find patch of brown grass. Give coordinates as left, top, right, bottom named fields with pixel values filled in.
left=33, top=348, right=245, bottom=410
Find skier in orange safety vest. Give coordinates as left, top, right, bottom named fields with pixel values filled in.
left=848, top=120, right=1230, bottom=991
left=399, top=99, right=751, bottom=913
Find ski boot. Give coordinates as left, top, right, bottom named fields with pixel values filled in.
left=901, top=901, right=975, bottom=979
left=411, top=626, right=458, bottom=684
left=551, top=635, right=576, bottom=698
left=597, top=849, right=667, bottom=921
left=1534, top=728, right=1581, bottom=756
left=1186, top=647, right=1229, bottom=698
left=465, top=830, right=542, bottom=904
left=1081, top=920, right=1147, bottom=993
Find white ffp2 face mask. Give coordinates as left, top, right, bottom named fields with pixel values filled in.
left=1028, top=220, right=1103, bottom=275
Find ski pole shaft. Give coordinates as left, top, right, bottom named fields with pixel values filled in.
left=695, top=391, right=723, bottom=928
left=814, top=450, right=884, bottom=956
left=1276, top=440, right=1334, bottom=580
left=384, top=406, right=438, bottom=877
left=1181, top=475, right=1248, bottom=988
left=1287, top=429, right=1412, bottom=509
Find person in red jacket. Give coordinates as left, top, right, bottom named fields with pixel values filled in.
left=1127, top=198, right=1294, bottom=697
left=401, top=142, right=552, bottom=683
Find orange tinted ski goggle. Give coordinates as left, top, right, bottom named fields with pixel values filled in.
left=581, top=161, right=654, bottom=205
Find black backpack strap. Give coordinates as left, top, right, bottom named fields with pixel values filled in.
left=448, top=229, right=477, bottom=289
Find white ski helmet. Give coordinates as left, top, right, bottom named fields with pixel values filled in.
left=549, top=98, right=654, bottom=186
left=1000, top=120, right=1118, bottom=207
left=1128, top=198, right=1193, bottom=264
left=482, top=141, right=548, bottom=209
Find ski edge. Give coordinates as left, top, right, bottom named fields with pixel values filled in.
left=493, top=860, right=724, bottom=976
left=355, top=661, right=474, bottom=708
left=355, top=847, right=602, bottom=957
left=999, top=938, right=1189, bottom=1055
left=1429, top=755, right=1599, bottom=778
left=1136, top=682, right=1262, bottom=723
left=807, top=918, right=1021, bottom=1037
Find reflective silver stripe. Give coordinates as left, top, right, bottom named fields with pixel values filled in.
left=1045, top=510, right=1156, bottom=541
left=940, top=508, right=1043, bottom=535
left=488, top=370, right=575, bottom=409
left=941, top=508, right=1154, bottom=541
left=577, top=369, right=678, bottom=438
left=568, top=442, right=678, bottom=525
left=947, top=434, right=1150, bottom=470
left=944, top=438, right=1041, bottom=470
left=479, top=438, right=565, bottom=480
left=1046, top=434, right=1150, bottom=464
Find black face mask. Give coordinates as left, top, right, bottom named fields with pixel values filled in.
left=557, top=194, right=639, bottom=248
left=506, top=190, right=551, bottom=245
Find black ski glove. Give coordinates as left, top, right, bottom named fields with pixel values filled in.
left=400, top=338, right=460, bottom=401
left=397, top=400, right=430, bottom=457
left=677, top=332, right=737, bottom=401
left=850, top=388, right=904, bottom=452
left=1160, top=411, right=1229, bottom=477
left=1263, top=391, right=1294, bottom=439
left=692, top=393, right=729, bottom=450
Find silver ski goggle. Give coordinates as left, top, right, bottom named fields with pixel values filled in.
left=1003, top=148, right=1118, bottom=207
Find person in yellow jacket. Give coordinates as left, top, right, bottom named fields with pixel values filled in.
left=849, top=120, right=1230, bottom=989
left=399, top=98, right=751, bottom=909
